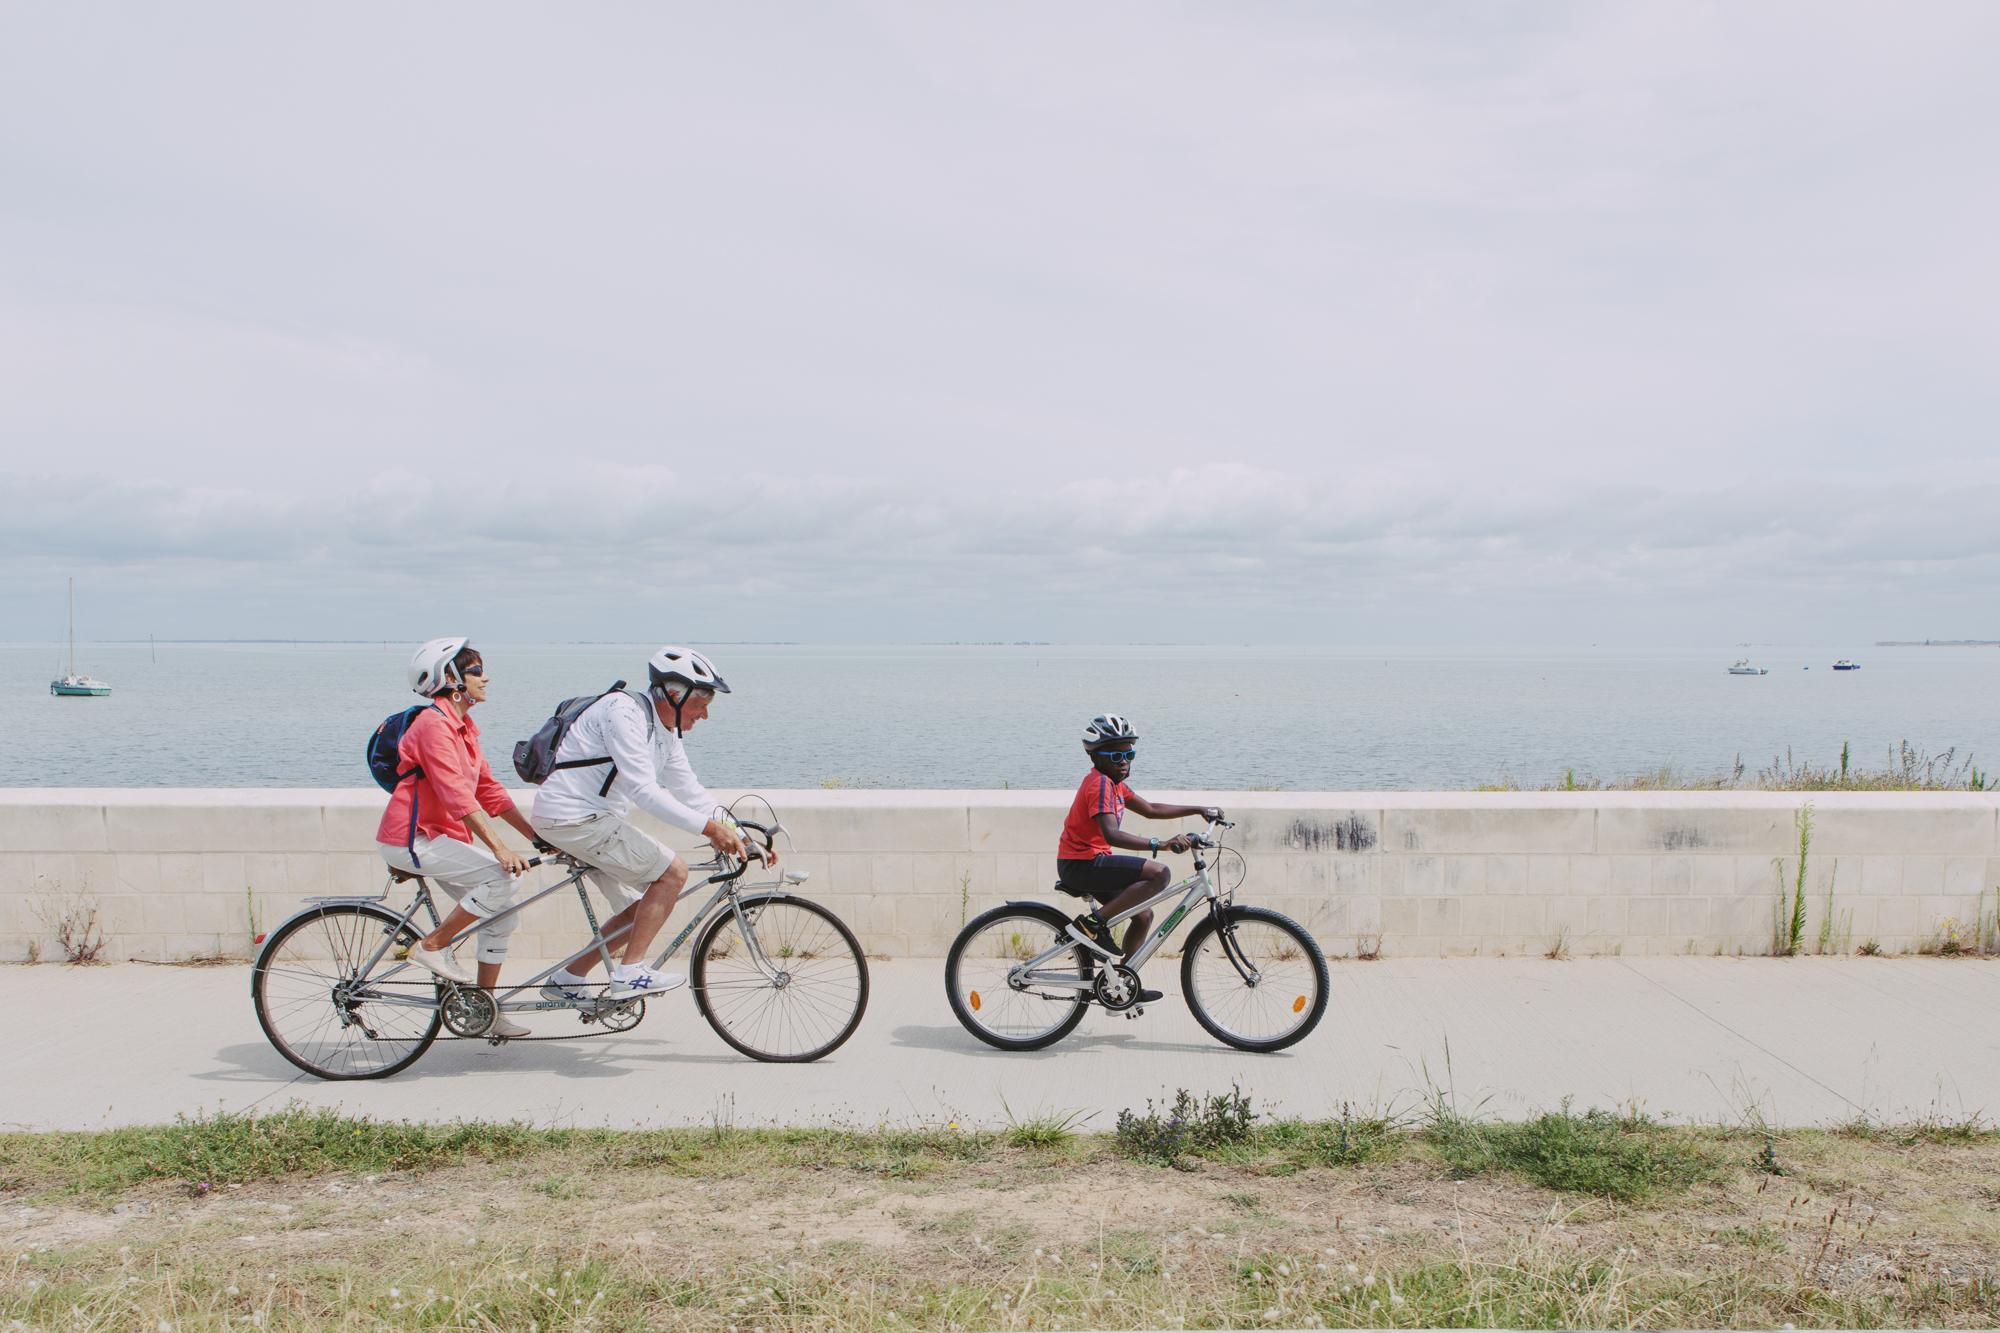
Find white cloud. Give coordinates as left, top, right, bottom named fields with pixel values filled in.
left=3, top=463, right=1995, bottom=645
left=1, top=3, right=1995, bottom=643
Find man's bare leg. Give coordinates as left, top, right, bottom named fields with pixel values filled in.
left=569, top=859, right=690, bottom=975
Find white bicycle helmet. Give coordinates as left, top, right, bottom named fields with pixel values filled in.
left=647, top=645, right=730, bottom=735
left=1082, top=713, right=1137, bottom=748
left=408, top=636, right=470, bottom=697
left=647, top=645, right=730, bottom=697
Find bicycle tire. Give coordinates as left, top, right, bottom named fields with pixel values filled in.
left=252, top=903, right=442, bottom=1080
left=691, top=894, right=869, bottom=1062
left=1180, top=905, right=1329, bottom=1052
left=945, top=903, right=1093, bottom=1051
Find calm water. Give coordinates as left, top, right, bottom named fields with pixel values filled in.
left=5, top=642, right=1997, bottom=791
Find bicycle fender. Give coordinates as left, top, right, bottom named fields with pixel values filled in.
left=251, top=898, right=412, bottom=976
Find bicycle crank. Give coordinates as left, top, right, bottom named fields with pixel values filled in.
left=1093, top=964, right=1144, bottom=1012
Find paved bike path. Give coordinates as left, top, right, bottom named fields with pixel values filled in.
left=4, top=958, right=1996, bottom=1131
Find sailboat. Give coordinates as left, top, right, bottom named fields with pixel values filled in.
left=49, top=579, right=111, bottom=697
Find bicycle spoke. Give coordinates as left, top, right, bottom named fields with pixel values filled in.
left=697, top=899, right=866, bottom=1061
left=254, top=907, right=440, bottom=1080
left=1186, top=915, right=1324, bottom=1048
left=947, top=910, right=1089, bottom=1046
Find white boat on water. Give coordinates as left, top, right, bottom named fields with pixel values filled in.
left=49, top=579, right=111, bottom=697
left=1728, top=659, right=1769, bottom=675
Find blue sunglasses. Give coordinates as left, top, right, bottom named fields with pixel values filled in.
left=1096, top=749, right=1136, bottom=762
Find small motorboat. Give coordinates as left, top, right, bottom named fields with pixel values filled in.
left=1832, top=659, right=1862, bottom=671
left=1728, top=660, right=1769, bottom=676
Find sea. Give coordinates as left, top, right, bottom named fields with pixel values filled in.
left=6, top=642, right=1997, bottom=792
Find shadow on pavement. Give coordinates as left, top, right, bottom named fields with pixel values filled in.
left=889, top=1023, right=1286, bottom=1059
left=198, top=1036, right=743, bottom=1086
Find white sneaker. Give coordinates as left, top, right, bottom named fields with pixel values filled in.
left=539, top=971, right=597, bottom=1007
left=606, top=964, right=686, bottom=1000
left=489, top=1015, right=530, bottom=1039
left=409, top=943, right=475, bottom=986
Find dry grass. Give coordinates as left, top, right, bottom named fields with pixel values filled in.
left=1485, top=740, right=1993, bottom=793
left=4, top=1111, right=1999, bottom=1329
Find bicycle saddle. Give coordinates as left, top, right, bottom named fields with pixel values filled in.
left=1051, top=878, right=1092, bottom=901
left=387, top=867, right=421, bottom=884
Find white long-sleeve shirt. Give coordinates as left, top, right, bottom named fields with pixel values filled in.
left=530, top=690, right=718, bottom=835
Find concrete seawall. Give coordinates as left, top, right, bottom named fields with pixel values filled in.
left=2, top=789, right=1996, bottom=962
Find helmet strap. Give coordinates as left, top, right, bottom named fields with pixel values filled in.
left=652, top=681, right=687, bottom=736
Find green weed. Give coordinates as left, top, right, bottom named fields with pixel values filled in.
left=1114, top=1085, right=1258, bottom=1167
left=1424, top=1101, right=1718, bottom=1201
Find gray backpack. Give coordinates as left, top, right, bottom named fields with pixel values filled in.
left=512, top=681, right=656, bottom=795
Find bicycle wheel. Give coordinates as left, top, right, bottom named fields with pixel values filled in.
left=691, top=894, right=869, bottom=1062
left=1180, top=905, right=1329, bottom=1052
left=252, top=903, right=442, bottom=1080
left=945, top=903, right=1093, bottom=1051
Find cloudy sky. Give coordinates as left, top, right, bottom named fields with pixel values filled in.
left=3, top=2, right=1996, bottom=646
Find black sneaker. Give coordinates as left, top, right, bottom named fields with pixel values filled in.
left=1136, top=988, right=1164, bottom=1004
left=1067, top=913, right=1115, bottom=953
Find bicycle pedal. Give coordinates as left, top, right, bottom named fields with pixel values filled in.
left=1124, top=1005, right=1145, bottom=1020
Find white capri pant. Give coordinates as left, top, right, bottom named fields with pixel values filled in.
left=376, top=837, right=520, bottom=965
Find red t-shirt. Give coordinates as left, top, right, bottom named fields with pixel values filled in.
left=1058, top=770, right=1130, bottom=860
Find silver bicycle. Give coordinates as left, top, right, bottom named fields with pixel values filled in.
left=945, top=817, right=1328, bottom=1052
left=252, top=799, right=868, bottom=1079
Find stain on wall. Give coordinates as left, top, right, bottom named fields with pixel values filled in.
left=1287, top=815, right=1378, bottom=853
left=1659, top=826, right=1708, bottom=851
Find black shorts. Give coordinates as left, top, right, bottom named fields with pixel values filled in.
left=1056, top=854, right=1151, bottom=904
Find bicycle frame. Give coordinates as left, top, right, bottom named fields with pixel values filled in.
left=332, top=845, right=802, bottom=1016
left=1008, top=823, right=1258, bottom=992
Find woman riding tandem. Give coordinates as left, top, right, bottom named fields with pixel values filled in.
left=376, top=638, right=540, bottom=1038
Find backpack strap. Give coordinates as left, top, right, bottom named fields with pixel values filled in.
left=549, top=682, right=652, bottom=798
left=401, top=702, right=444, bottom=867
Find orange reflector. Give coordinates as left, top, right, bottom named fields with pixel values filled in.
left=1292, top=995, right=1308, bottom=1013
left=969, top=991, right=982, bottom=1011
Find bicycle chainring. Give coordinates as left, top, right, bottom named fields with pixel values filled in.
left=595, top=997, right=646, bottom=1032
left=1094, top=963, right=1143, bottom=1011
left=440, top=985, right=497, bottom=1037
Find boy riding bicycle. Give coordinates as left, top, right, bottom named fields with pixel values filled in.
left=1060, top=714, right=1221, bottom=1003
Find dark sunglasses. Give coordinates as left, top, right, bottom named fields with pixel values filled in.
left=1096, top=748, right=1136, bottom=762
left=459, top=664, right=486, bottom=678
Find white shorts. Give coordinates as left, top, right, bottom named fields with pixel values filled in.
left=377, top=837, right=521, bottom=965
left=530, top=812, right=678, bottom=913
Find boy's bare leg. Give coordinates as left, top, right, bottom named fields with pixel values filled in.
left=1099, top=860, right=1170, bottom=965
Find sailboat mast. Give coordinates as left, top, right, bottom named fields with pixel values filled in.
left=67, top=578, right=75, bottom=678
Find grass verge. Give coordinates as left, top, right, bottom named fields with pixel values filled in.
left=4, top=1105, right=1999, bottom=1329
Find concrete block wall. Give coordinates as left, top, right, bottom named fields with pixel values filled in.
left=1, top=790, right=1996, bottom=962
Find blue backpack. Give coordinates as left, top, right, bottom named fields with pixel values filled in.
left=366, top=703, right=441, bottom=865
